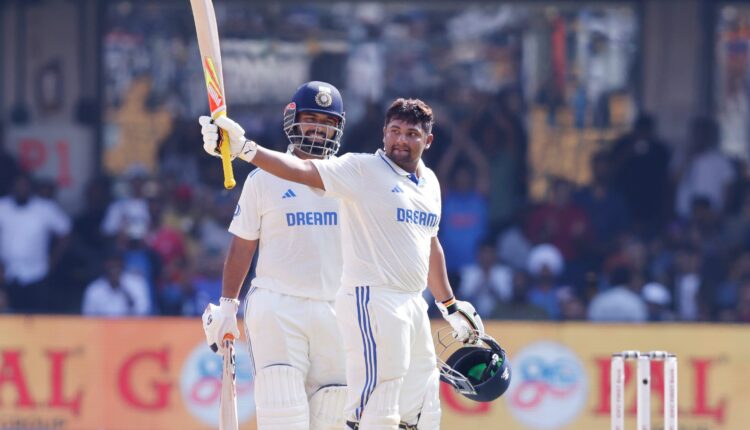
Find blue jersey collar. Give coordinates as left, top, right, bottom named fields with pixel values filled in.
left=376, top=149, right=425, bottom=186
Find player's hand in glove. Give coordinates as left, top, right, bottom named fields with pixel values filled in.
left=202, top=297, right=241, bottom=355
left=436, top=297, right=485, bottom=344
left=199, top=115, right=258, bottom=162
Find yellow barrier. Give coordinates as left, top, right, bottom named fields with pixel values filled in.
left=0, top=317, right=746, bottom=429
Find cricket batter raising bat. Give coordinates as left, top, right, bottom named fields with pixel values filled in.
left=201, top=94, right=486, bottom=429
left=202, top=82, right=348, bottom=430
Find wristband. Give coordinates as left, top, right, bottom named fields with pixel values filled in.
left=440, top=295, right=456, bottom=306
left=238, top=138, right=258, bottom=162
left=438, top=296, right=458, bottom=315
left=219, top=297, right=240, bottom=313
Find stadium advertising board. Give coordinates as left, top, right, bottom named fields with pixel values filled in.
left=0, top=318, right=744, bottom=429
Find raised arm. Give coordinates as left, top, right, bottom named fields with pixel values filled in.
left=200, top=115, right=325, bottom=190
left=436, top=125, right=490, bottom=196
left=460, top=139, right=491, bottom=196
left=250, top=146, right=325, bottom=190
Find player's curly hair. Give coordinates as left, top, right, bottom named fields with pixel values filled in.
left=384, top=98, right=433, bottom=134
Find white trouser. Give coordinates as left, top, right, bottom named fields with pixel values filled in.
left=335, top=286, right=440, bottom=428
left=244, top=286, right=346, bottom=396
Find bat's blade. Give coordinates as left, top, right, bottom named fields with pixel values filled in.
left=189, top=0, right=236, bottom=190
left=189, top=0, right=227, bottom=111
left=203, top=56, right=226, bottom=118
left=190, top=0, right=225, bottom=94
left=219, top=339, right=238, bottom=430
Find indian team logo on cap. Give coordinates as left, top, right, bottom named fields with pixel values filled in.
left=315, top=87, right=333, bottom=107
left=504, top=341, right=588, bottom=429
left=180, top=341, right=255, bottom=426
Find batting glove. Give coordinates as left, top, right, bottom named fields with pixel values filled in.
left=202, top=297, right=241, bottom=355
left=436, top=297, right=485, bottom=344
left=199, top=115, right=258, bottom=162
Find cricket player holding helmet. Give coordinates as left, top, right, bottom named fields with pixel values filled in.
left=201, top=81, right=348, bottom=430
left=435, top=329, right=512, bottom=402
left=202, top=97, right=490, bottom=429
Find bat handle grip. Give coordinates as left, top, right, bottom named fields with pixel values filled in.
left=213, top=110, right=236, bottom=190
left=219, top=128, right=236, bottom=190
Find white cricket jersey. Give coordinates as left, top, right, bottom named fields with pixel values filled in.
left=311, top=149, right=441, bottom=293
left=229, top=168, right=342, bottom=301
left=0, top=197, right=71, bottom=284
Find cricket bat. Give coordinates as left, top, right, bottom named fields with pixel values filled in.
left=190, top=0, right=236, bottom=190
left=219, top=336, right=238, bottom=430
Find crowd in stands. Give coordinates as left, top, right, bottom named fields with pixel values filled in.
left=0, top=140, right=237, bottom=317
left=1, top=95, right=749, bottom=323
left=433, top=109, right=750, bottom=323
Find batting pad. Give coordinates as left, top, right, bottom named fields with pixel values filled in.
left=255, top=365, right=309, bottom=429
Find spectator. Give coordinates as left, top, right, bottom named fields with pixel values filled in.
left=558, top=286, right=587, bottom=321
left=190, top=248, right=225, bottom=317
left=82, top=252, right=151, bottom=317
left=526, top=178, right=594, bottom=286
left=610, top=114, right=671, bottom=236
left=720, top=277, right=750, bottom=322
left=588, top=266, right=647, bottom=322
left=437, top=132, right=490, bottom=278
left=112, top=224, right=161, bottom=310
left=646, top=236, right=675, bottom=288
left=475, top=114, right=525, bottom=234
left=147, top=197, right=188, bottom=270
left=158, top=258, right=194, bottom=316
left=603, top=234, right=649, bottom=281
left=490, top=270, right=550, bottom=320
left=493, top=87, right=529, bottom=204
left=0, top=174, right=71, bottom=313
left=722, top=189, right=750, bottom=253
left=674, top=117, right=736, bottom=219
left=527, top=243, right=565, bottom=319
left=526, top=178, right=593, bottom=261
left=147, top=194, right=192, bottom=314
left=157, top=118, right=202, bottom=184
left=672, top=245, right=705, bottom=321
left=496, top=214, right=533, bottom=271
left=573, top=151, right=630, bottom=247
left=716, top=252, right=750, bottom=315
left=528, top=242, right=564, bottom=276
left=683, top=196, right=725, bottom=257
left=101, top=166, right=151, bottom=238
left=0, top=144, right=19, bottom=197
left=75, top=178, right=113, bottom=252
left=39, top=177, right=116, bottom=314
left=162, top=183, right=199, bottom=240
left=196, top=192, right=234, bottom=256
left=642, top=282, right=675, bottom=322
left=35, top=178, right=58, bottom=200
left=723, top=158, right=748, bottom=217
left=459, top=241, right=513, bottom=316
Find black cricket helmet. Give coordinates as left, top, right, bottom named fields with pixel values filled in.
left=436, top=327, right=512, bottom=402
left=283, top=81, right=345, bottom=159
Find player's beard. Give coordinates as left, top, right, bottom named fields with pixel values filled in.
left=387, top=146, right=413, bottom=164
left=301, top=130, right=330, bottom=157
